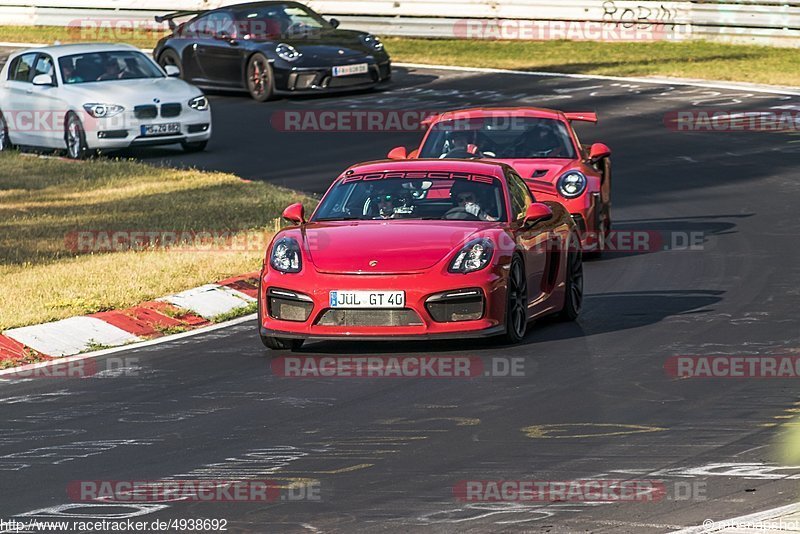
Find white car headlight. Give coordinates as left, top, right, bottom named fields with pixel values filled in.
left=361, top=34, right=384, bottom=51
left=83, top=103, right=124, bottom=118
left=276, top=43, right=302, bottom=62
left=557, top=171, right=587, bottom=198
left=270, top=237, right=302, bottom=273
left=449, top=238, right=494, bottom=274
left=188, top=95, right=209, bottom=111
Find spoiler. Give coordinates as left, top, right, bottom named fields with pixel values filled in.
left=155, top=10, right=206, bottom=30
left=564, top=112, right=598, bottom=124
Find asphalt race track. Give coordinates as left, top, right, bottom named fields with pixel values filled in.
left=2, top=51, right=800, bottom=532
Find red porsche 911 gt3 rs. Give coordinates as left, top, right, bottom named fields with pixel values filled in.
left=387, top=107, right=612, bottom=255
left=258, top=159, right=583, bottom=351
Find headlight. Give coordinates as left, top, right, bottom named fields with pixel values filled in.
left=361, top=34, right=384, bottom=51
left=270, top=237, right=302, bottom=273
left=276, top=43, right=301, bottom=62
left=449, top=238, right=494, bottom=274
left=188, top=95, right=209, bottom=111
left=82, top=103, right=124, bottom=118
left=557, top=171, right=587, bottom=198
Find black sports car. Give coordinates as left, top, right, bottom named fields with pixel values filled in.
left=153, top=1, right=391, bottom=101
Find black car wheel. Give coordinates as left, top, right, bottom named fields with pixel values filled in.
left=0, top=111, right=12, bottom=152
left=557, top=233, right=584, bottom=321
left=181, top=140, right=208, bottom=153
left=260, top=334, right=304, bottom=351
left=498, top=256, right=528, bottom=344
left=158, top=49, right=183, bottom=78
left=246, top=53, right=275, bottom=102
left=65, top=113, right=89, bottom=160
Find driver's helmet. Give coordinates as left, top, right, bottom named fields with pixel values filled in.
left=443, top=129, right=478, bottom=156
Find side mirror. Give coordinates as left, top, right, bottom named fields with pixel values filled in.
left=589, top=142, right=611, bottom=161
left=164, top=65, right=180, bottom=77
left=282, top=203, right=305, bottom=225
left=387, top=146, right=407, bottom=160
left=32, top=74, right=53, bottom=86
left=523, top=202, right=553, bottom=226
left=329, top=18, right=340, bottom=28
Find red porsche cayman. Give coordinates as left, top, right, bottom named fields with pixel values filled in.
left=258, top=159, right=583, bottom=351
left=387, top=107, right=612, bottom=254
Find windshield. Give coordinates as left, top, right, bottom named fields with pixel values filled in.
left=58, top=51, right=164, bottom=84
left=419, top=117, right=577, bottom=160
left=233, top=3, right=330, bottom=38
left=312, top=175, right=507, bottom=222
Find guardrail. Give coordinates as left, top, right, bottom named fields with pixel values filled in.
left=1, top=0, right=798, bottom=47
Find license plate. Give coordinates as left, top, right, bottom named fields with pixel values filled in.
left=332, top=63, right=368, bottom=77
left=140, top=123, right=180, bottom=136
left=329, top=290, right=405, bottom=308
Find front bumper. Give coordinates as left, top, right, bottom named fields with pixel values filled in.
left=259, top=263, right=507, bottom=341
left=273, top=60, right=391, bottom=94
left=84, top=108, right=212, bottom=150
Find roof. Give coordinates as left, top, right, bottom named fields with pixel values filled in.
left=343, top=158, right=511, bottom=178
left=9, top=43, right=140, bottom=58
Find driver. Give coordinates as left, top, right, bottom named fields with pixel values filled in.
left=371, top=189, right=410, bottom=219
left=450, top=182, right=499, bottom=221
left=97, top=58, right=122, bottom=81
left=440, top=129, right=480, bottom=159
left=516, top=125, right=562, bottom=158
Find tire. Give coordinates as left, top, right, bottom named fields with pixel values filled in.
left=181, top=140, right=207, bottom=153
left=585, top=217, right=607, bottom=259
left=65, top=113, right=89, bottom=160
left=260, top=334, right=304, bottom=351
left=0, top=111, right=12, bottom=152
left=246, top=53, right=275, bottom=102
left=158, top=48, right=183, bottom=78
left=498, top=256, right=528, bottom=344
left=557, top=233, right=584, bottom=322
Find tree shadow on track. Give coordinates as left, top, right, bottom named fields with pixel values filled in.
left=294, top=289, right=725, bottom=354
left=590, top=214, right=751, bottom=260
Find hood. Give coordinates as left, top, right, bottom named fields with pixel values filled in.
left=302, top=221, right=487, bottom=274
left=496, top=158, right=576, bottom=183
left=62, top=77, right=201, bottom=105
left=278, top=30, right=376, bottom=61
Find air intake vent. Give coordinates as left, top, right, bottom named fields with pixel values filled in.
left=318, top=309, right=423, bottom=327
left=532, top=170, right=548, bottom=178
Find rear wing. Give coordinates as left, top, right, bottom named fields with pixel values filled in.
left=155, top=10, right=207, bottom=30
left=564, top=112, right=598, bottom=124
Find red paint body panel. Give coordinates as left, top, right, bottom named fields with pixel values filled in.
left=405, top=107, right=612, bottom=250
left=259, top=159, right=575, bottom=341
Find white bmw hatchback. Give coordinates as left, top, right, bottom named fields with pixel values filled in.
left=0, top=43, right=211, bottom=159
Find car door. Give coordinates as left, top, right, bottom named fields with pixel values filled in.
left=27, top=53, right=64, bottom=148
left=195, top=11, right=244, bottom=87
left=2, top=52, right=39, bottom=146
left=507, top=171, right=550, bottom=314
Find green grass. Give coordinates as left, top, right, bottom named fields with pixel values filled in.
left=0, top=152, right=315, bottom=330
left=0, top=25, right=798, bottom=86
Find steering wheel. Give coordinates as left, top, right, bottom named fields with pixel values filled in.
left=442, top=148, right=479, bottom=159
left=443, top=206, right=480, bottom=220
